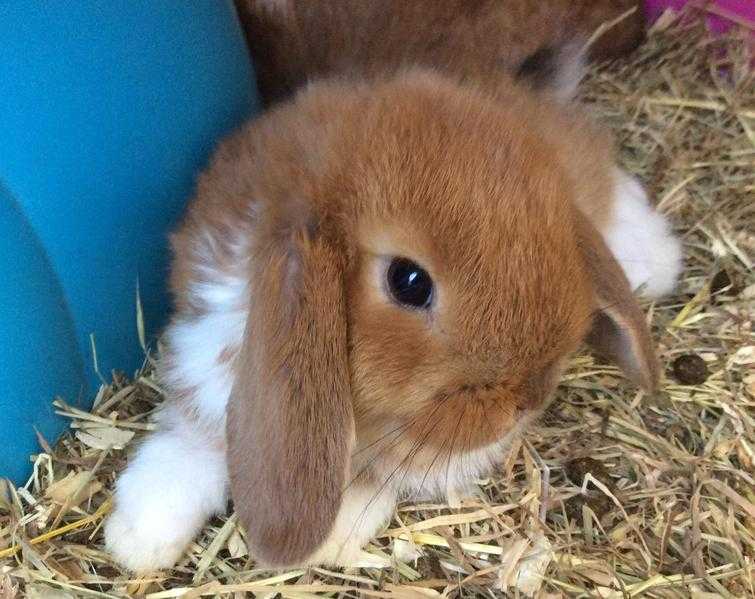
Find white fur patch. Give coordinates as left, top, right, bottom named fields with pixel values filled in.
left=162, top=307, right=246, bottom=425
left=104, top=407, right=228, bottom=572
left=604, top=170, right=683, bottom=298
left=307, top=483, right=396, bottom=568
left=161, top=230, right=251, bottom=426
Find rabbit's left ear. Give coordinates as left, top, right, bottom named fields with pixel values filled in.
left=576, top=213, right=660, bottom=391
left=226, top=214, right=354, bottom=567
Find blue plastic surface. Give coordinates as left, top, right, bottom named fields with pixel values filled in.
left=0, top=185, right=88, bottom=483
left=0, top=2, right=259, bottom=483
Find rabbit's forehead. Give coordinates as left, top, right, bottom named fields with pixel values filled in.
left=352, top=169, right=578, bottom=272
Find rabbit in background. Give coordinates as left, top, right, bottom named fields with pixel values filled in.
left=238, top=0, right=647, bottom=106
left=105, top=0, right=681, bottom=571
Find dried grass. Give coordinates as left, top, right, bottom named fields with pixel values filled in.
left=2, top=13, right=753, bottom=599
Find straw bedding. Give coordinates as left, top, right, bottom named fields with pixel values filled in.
left=1, top=11, right=753, bottom=599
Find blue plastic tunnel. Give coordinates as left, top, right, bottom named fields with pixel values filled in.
left=0, top=2, right=259, bottom=483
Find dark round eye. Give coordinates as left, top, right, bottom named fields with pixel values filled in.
left=387, top=258, right=433, bottom=309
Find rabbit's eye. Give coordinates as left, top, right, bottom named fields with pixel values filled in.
left=387, top=258, right=433, bottom=309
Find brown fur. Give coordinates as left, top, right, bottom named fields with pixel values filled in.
left=227, top=229, right=354, bottom=565
left=235, top=0, right=645, bottom=105
left=579, top=0, right=646, bottom=61
left=169, top=68, right=657, bottom=563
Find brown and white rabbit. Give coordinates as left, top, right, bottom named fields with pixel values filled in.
left=104, top=0, right=680, bottom=571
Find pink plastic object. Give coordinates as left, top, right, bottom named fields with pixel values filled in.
left=645, top=0, right=755, bottom=33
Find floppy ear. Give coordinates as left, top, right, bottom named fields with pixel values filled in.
left=576, top=213, right=660, bottom=391
left=226, top=219, right=354, bottom=567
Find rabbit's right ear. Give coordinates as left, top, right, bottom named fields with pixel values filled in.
left=575, top=212, right=660, bottom=391
left=226, top=210, right=354, bottom=567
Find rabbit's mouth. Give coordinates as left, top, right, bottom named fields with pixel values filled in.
left=421, top=374, right=559, bottom=440
left=352, top=368, right=562, bottom=470
left=353, top=387, right=529, bottom=466
left=350, top=393, right=534, bottom=496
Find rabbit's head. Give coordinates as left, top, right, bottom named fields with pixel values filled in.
left=203, top=72, right=657, bottom=565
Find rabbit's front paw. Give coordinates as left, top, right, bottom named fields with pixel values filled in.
left=103, top=419, right=228, bottom=573
left=104, top=502, right=197, bottom=573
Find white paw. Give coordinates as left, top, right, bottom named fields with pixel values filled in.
left=104, top=503, right=198, bottom=573
left=605, top=170, right=683, bottom=298
left=103, top=419, right=228, bottom=572
left=307, top=539, right=391, bottom=569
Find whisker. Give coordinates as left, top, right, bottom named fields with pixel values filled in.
left=335, top=397, right=450, bottom=561
left=413, top=430, right=452, bottom=501
left=343, top=414, right=423, bottom=492
left=443, top=406, right=466, bottom=497
left=351, top=418, right=415, bottom=457
left=480, top=400, right=500, bottom=443
left=345, top=395, right=451, bottom=490
left=456, top=402, right=479, bottom=496
left=367, top=396, right=450, bottom=502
